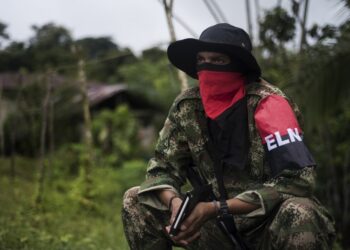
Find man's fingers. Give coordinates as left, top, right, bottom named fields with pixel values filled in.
left=181, top=202, right=207, bottom=230
left=173, top=217, right=200, bottom=241
left=186, top=231, right=201, bottom=244
left=180, top=205, right=201, bottom=231
left=170, top=216, right=175, bottom=225
left=179, top=223, right=198, bottom=240
left=168, top=202, right=207, bottom=243
left=173, top=231, right=201, bottom=247
left=181, top=210, right=203, bottom=235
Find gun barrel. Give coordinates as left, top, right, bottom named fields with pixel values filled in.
left=169, top=192, right=192, bottom=237
left=169, top=195, right=190, bottom=236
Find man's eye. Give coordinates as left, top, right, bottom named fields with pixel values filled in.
left=214, top=58, right=224, bottom=64
left=197, top=57, right=205, bottom=64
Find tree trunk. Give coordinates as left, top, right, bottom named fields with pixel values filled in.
left=9, top=74, right=24, bottom=182
left=0, top=84, right=3, bottom=156
left=36, top=71, right=53, bottom=204
left=48, top=78, right=55, bottom=179
left=299, top=0, right=310, bottom=52
left=162, top=0, right=189, bottom=92
left=10, top=127, right=16, bottom=181
left=245, top=0, right=254, bottom=44
left=342, top=152, right=350, bottom=234
left=254, top=0, right=261, bottom=44
left=78, top=58, right=94, bottom=198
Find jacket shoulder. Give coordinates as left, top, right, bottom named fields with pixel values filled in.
left=174, top=86, right=200, bottom=102
left=172, top=86, right=201, bottom=111
left=246, top=79, right=304, bottom=126
left=246, top=79, right=287, bottom=99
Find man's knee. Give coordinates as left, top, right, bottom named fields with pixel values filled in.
left=275, top=197, right=317, bottom=228
left=269, top=197, right=334, bottom=249
left=122, top=186, right=169, bottom=229
left=123, top=186, right=140, bottom=212
left=122, top=186, right=144, bottom=230
left=121, top=187, right=173, bottom=249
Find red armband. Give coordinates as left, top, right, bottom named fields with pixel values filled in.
left=254, top=95, right=315, bottom=176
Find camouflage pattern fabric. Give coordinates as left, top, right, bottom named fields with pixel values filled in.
left=122, top=80, right=335, bottom=249
left=122, top=187, right=335, bottom=249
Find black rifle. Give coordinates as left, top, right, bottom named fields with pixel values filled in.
left=169, top=166, right=249, bottom=250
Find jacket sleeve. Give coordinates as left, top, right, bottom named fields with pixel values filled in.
left=235, top=94, right=316, bottom=217
left=137, top=102, right=192, bottom=210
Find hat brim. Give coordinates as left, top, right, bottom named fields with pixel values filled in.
left=167, top=38, right=261, bottom=79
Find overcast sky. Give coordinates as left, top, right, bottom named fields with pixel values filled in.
left=1, top=0, right=347, bottom=54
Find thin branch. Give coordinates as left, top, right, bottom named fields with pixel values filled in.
left=173, top=14, right=198, bottom=38
left=157, top=0, right=198, bottom=37
left=36, top=70, right=53, bottom=204
left=202, top=0, right=221, bottom=23
left=78, top=57, right=94, bottom=198
left=209, top=0, right=228, bottom=22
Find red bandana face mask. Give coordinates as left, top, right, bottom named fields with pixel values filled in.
left=197, top=64, right=246, bottom=119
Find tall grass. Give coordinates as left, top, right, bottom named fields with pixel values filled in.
left=0, top=157, right=146, bottom=250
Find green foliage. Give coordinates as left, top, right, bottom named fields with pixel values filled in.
left=0, top=5, right=349, bottom=248
left=0, top=22, right=76, bottom=73
left=0, top=20, right=9, bottom=47
left=0, top=42, right=29, bottom=71
left=308, top=24, right=337, bottom=41
left=92, top=105, right=139, bottom=167
left=85, top=48, right=136, bottom=83
left=28, top=23, right=76, bottom=72
left=0, top=157, right=147, bottom=250
left=257, top=8, right=350, bottom=247
left=308, top=105, right=350, bottom=247
left=2, top=77, right=84, bottom=156
left=75, top=37, right=119, bottom=59
left=3, top=78, right=45, bottom=156
left=49, top=144, right=82, bottom=178
left=75, top=37, right=137, bottom=82
left=259, top=7, right=296, bottom=53
left=0, top=22, right=137, bottom=81
left=116, top=160, right=147, bottom=193
left=30, top=23, right=72, bottom=49
left=256, top=6, right=298, bottom=87
left=290, top=20, right=350, bottom=125
left=141, top=47, right=167, bottom=61
left=119, top=47, right=180, bottom=110
left=254, top=5, right=350, bottom=247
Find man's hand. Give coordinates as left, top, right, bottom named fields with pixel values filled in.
left=166, top=201, right=217, bottom=246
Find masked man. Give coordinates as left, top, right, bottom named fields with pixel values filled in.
left=122, top=23, right=335, bottom=250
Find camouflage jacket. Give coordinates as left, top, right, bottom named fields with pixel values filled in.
left=138, top=80, right=316, bottom=218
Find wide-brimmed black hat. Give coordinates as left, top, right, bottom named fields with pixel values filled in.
left=167, top=23, right=261, bottom=79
